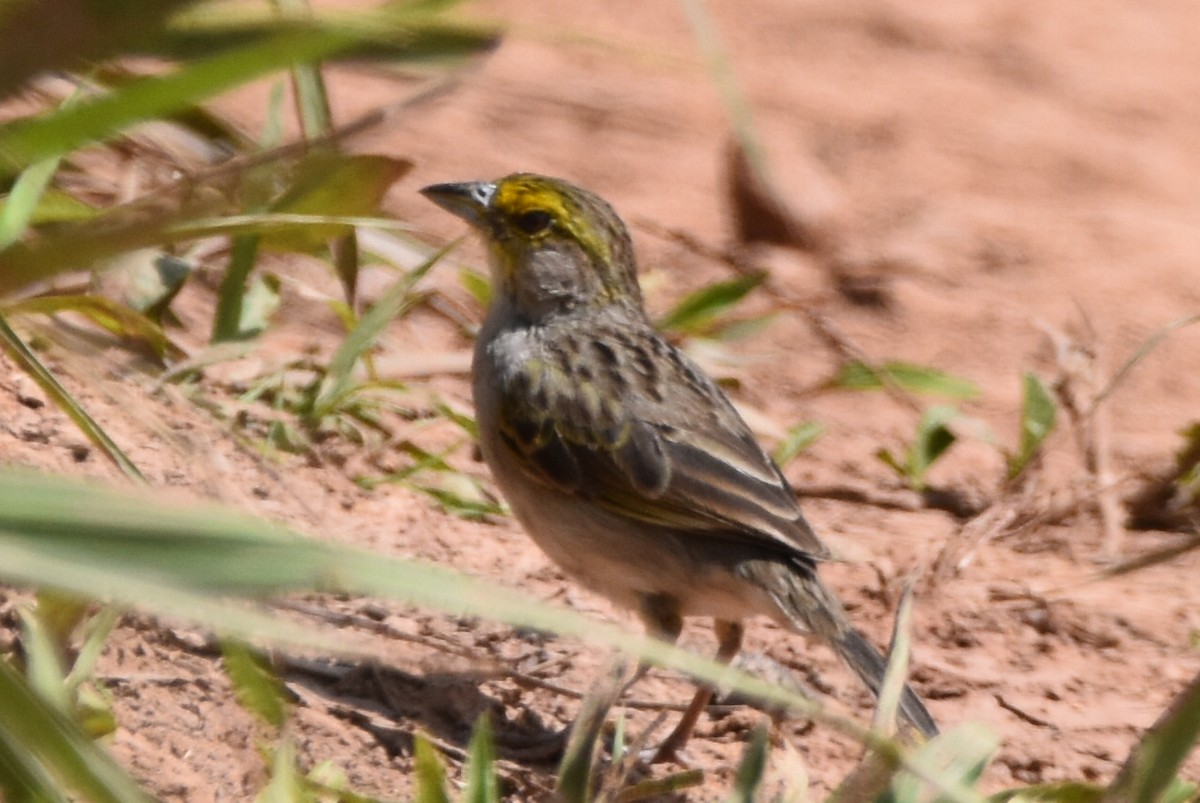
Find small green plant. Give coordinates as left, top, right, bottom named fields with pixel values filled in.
left=830, top=361, right=979, bottom=400
left=876, top=405, right=959, bottom=492
left=1005, top=372, right=1057, bottom=481
left=656, top=272, right=772, bottom=341
left=774, top=421, right=825, bottom=468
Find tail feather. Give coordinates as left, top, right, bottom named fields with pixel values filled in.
left=837, top=627, right=939, bottom=738
left=776, top=568, right=939, bottom=738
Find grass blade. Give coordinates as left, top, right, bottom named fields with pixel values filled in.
left=5, top=294, right=178, bottom=360
left=558, top=659, right=626, bottom=803
left=1101, top=667, right=1200, bottom=803
left=221, top=640, right=289, bottom=730
left=773, top=421, right=824, bottom=467
left=0, top=25, right=367, bottom=176
left=0, top=469, right=987, bottom=803
left=309, top=242, right=450, bottom=419
left=657, top=272, right=766, bottom=335
left=462, top=715, right=499, bottom=803
left=727, top=725, right=769, bottom=803
left=412, top=733, right=451, bottom=803
left=832, top=361, right=980, bottom=400
left=0, top=157, right=63, bottom=249
left=0, top=315, right=144, bottom=481
left=0, top=658, right=153, bottom=803
left=212, top=234, right=262, bottom=342
left=1008, top=372, right=1057, bottom=480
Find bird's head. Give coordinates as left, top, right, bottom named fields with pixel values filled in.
left=421, top=173, right=643, bottom=319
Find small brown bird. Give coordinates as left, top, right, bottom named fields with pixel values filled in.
left=422, top=173, right=938, bottom=760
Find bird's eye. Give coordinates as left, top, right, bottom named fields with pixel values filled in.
left=514, top=210, right=553, bottom=235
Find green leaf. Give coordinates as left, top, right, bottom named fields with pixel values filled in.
left=989, top=781, right=1105, bottom=803
left=727, top=726, right=769, bottom=803
left=0, top=21, right=375, bottom=177
left=908, top=405, right=959, bottom=489
left=1007, top=372, right=1057, bottom=480
left=0, top=468, right=988, bottom=803
left=877, top=406, right=959, bottom=491
left=0, top=157, right=64, bottom=249
left=309, top=242, right=449, bottom=420
left=1101, top=668, right=1200, bottom=803
left=221, top=641, right=289, bottom=730
left=212, top=234, right=262, bottom=343
left=657, top=272, right=766, bottom=335
left=618, top=770, right=706, bottom=800
left=557, top=660, right=626, bottom=803
left=462, top=715, right=499, bottom=803
left=890, top=723, right=998, bottom=803
left=5, top=294, right=178, bottom=360
left=238, top=272, right=282, bottom=339
left=0, top=658, right=154, bottom=803
left=459, top=267, right=491, bottom=307
left=412, top=733, right=450, bottom=803
left=773, top=421, right=824, bottom=467
left=17, top=607, right=72, bottom=715
left=0, top=315, right=145, bottom=481
left=260, top=153, right=411, bottom=253
left=832, top=361, right=979, bottom=400
left=156, top=2, right=499, bottom=68
left=256, top=739, right=307, bottom=803
left=0, top=189, right=98, bottom=228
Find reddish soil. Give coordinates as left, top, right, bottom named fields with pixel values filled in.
left=3, top=0, right=1200, bottom=799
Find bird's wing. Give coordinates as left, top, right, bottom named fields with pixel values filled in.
left=495, top=331, right=831, bottom=562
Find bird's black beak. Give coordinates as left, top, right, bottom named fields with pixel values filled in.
left=419, top=181, right=497, bottom=229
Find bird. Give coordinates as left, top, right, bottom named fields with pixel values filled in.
left=420, top=173, right=938, bottom=761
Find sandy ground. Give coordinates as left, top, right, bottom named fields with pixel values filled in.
left=2, top=0, right=1200, bottom=799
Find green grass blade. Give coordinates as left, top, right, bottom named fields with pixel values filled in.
left=212, top=234, right=262, bottom=343
left=0, top=156, right=63, bottom=249
left=656, top=272, right=766, bottom=335
left=773, top=421, right=824, bottom=467
left=5, top=294, right=177, bottom=360
left=258, top=739, right=305, bottom=803
left=0, top=659, right=153, bottom=803
left=462, top=715, right=499, bottom=803
left=221, top=641, right=289, bottom=730
left=310, top=242, right=450, bottom=419
left=558, top=660, right=626, bottom=803
left=1008, top=372, right=1057, bottom=480
left=1101, top=668, right=1200, bottom=803
left=412, top=733, right=451, bottom=803
left=727, top=725, right=769, bottom=803
left=832, top=361, right=980, bottom=400
left=872, top=587, right=914, bottom=736
left=890, top=723, right=998, bottom=803
left=0, top=469, right=986, bottom=803
left=678, top=0, right=763, bottom=169
left=0, top=315, right=144, bottom=481
left=272, top=0, right=335, bottom=140
left=0, top=25, right=366, bottom=176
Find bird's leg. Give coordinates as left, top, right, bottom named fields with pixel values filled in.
left=651, top=619, right=744, bottom=764
left=627, top=593, right=683, bottom=690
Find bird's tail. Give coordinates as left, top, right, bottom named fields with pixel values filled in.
left=776, top=568, right=939, bottom=738
left=834, top=626, right=939, bottom=738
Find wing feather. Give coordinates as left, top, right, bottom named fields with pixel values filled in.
left=495, top=321, right=830, bottom=561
